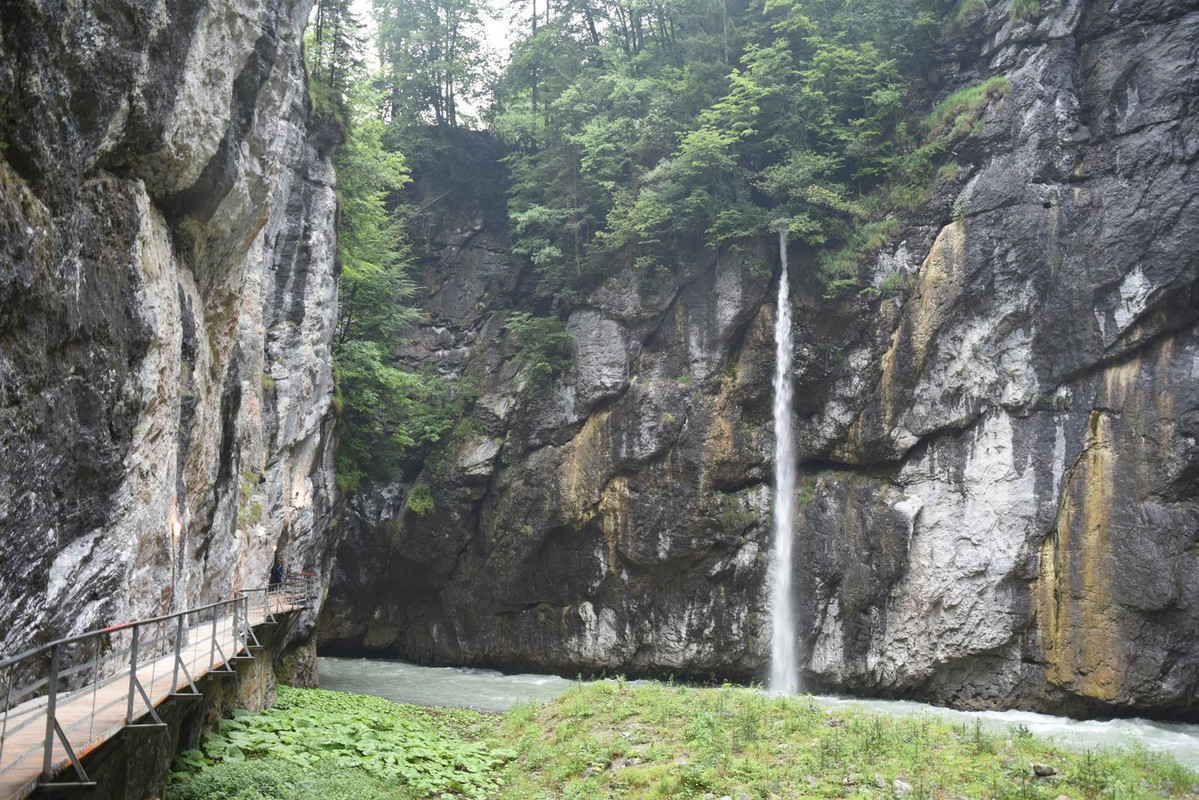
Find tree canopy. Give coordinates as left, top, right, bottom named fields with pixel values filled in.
left=309, top=0, right=1001, bottom=488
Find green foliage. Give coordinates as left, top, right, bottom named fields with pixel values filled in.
left=168, top=759, right=393, bottom=800
left=924, top=76, right=1011, bottom=142
left=1009, top=0, right=1042, bottom=21
left=312, top=61, right=470, bottom=490
left=333, top=84, right=416, bottom=347
left=718, top=508, right=757, bottom=529
left=497, top=683, right=1199, bottom=798
left=406, top=481, right=434, bottom=515
left=172, top=684, right=1198, bottom=800
left=815, top=217, right=901, bottom=296
left=306, top=0, right=367, bottom=120
left=169, top=686, right=514, bottom=800
left=375, top=0, right=492, bottom=128
left=878, top=270, right=909, bottom=295
left=335, top=342, right=464, bottom=487
left=507, top=312, right=574, bottom=389
left=493, top=0, right=947, bottom=298
left=950, top=0, right=987, bottom=25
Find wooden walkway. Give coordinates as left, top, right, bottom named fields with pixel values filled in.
left=0, top=595, right=301, bottom=800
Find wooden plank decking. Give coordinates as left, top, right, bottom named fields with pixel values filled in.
left=0, top=596, right=301, bottom=800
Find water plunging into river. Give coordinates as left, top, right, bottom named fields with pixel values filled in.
left=770, top=228, right=799, bottom=695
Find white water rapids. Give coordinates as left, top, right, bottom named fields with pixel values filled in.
left=769, top=228, right=799, bottom=696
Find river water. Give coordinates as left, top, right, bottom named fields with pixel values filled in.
left=317, top=657, right=1199, bottom=770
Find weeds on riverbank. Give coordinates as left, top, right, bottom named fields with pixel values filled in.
left=168, top=682, right=1197, bottom=799
left=500, top=681, right=1197, bottom=798
left=168, top=686, right=512, bottom=799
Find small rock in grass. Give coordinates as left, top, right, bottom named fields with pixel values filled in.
left=875, top=774, right=886, bottom=790
left=1033, top=763, right=1057, bottom=777
left=805, top=775, right=819, bottom=786
left=842, top=773, right=859, bottom=786
left=894, top=779, right=913, bottom=797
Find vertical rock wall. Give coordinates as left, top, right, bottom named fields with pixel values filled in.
left=322, top=0, right=1199, bottom=720
left=0, top=0, right=338, bottom=667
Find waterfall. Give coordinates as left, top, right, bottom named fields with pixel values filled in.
left=769, top=227, right=800, bottom=695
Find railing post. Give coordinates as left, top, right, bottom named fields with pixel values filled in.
left=210, top=609, right=218, bottom=671
left=42, top=644, right=60, bottom=778
left=1, top=663, right=11, bottom=768
left=171, top=615, right=184, bottom=692
left=126, top=624, right=140, bottom=724
left=235, top=596, right=244, bottom=648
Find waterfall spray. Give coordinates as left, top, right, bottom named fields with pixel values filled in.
left=769, top=227, right=799, bottom=695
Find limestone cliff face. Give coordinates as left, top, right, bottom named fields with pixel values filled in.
left=321, top=0, right=1199, bottom=719
left=0, top=0, right=338, bottom=669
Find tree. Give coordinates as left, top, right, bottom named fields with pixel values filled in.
left=375, top=0, right=494, bottom=128
left=309, top=0, right=367, bottom=106
left=492, top=0, right=950, bottom=301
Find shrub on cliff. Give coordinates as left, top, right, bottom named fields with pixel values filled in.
left=507, top=311, right=575, bottom=390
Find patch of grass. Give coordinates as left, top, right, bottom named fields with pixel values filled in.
left=718, top=508, right=758, bottom=529
left=815, top=218, right=901, bottom=297
left=175, top=684, right=1199, bottom=800
left=879, top=270, right=909, bottom=295
left=508, top=311, right=574, bottom=390
left=406, top=480, right=434, bottom=516
left=952, top=0, right=988, bottom=23
left=495, top=683, right=1197, bottom=799
left=1010, top=0, right=1042, bottom=21
left=937, top=162, right=960, bottom=181
left=925, top=76, right=1011, bottom=141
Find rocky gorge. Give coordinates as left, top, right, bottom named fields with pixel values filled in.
left=320, top=0, right=1199, bottom=722
left=0, top=0, right=1195, bottom=742
left=0, top=0, right=339, bottom=677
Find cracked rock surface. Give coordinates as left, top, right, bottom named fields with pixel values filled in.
left=0, top=0, right=339, bottom=671
left=320, top=0, right=1199, bottom=720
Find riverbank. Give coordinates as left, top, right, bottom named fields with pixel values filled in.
left=168, top=682, right=1197, bottom=799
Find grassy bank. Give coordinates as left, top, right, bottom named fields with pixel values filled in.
left=168, top=683, right=1197, bottom=799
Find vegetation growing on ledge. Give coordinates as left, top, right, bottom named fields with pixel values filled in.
left=1009, top=0, right=1043, bottom=22
left=170, top=684, right=1197, bottom=800
left=507, top=311, right=575, bottom=390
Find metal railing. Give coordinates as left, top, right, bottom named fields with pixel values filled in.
left=0, top=574, right=314, bottom=796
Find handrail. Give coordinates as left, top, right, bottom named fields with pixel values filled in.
left=0, top=576, right=313, bottom=672
left=0, top=573, right=315, bottom=796
left=0, top=597, right=240, bottom=674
